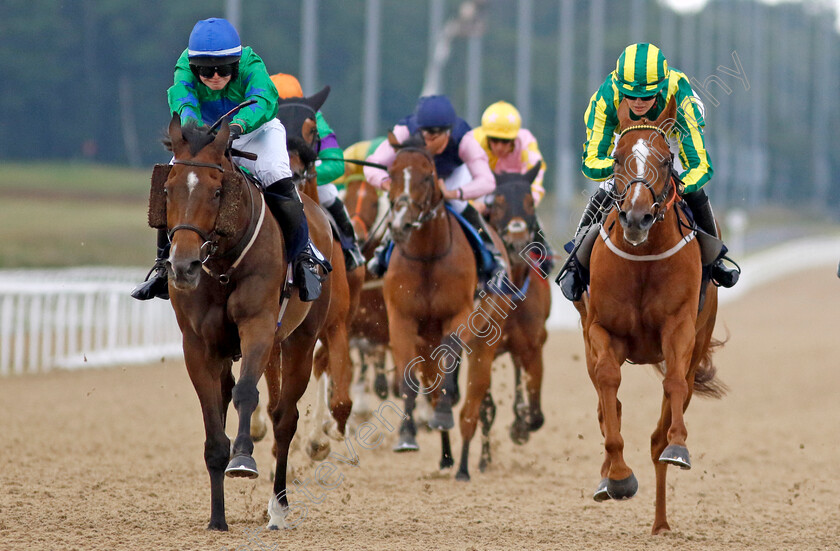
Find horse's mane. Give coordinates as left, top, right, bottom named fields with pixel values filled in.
left=162, top=121, right=216, bottom=156
left=286, top=136, right=319, bottom=166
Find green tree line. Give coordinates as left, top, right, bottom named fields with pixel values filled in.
left=0, top=0, right=837, bottom=211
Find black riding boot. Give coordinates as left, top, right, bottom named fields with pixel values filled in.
left=131, top=228, right=170, bottom=301
left=460, top=203, right=507, bottom=287
left=325, top=198, right=366, bottom=271
left=683, top=189, right=739, bottom=288
left=264, top=178, right=332, bottom=302
left=558, top=187, right=613, bottom=301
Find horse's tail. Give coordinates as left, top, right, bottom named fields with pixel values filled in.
left=654, top=335, right=728, bottom=399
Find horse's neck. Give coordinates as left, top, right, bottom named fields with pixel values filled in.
left=298, top=176, right=317, bottom=204
left=508, top=258, right=531, bottom=287
left=399, top=211, right=451, bottom=259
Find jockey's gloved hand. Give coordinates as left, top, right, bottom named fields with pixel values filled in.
left=229, top=123, right=243, bottom=144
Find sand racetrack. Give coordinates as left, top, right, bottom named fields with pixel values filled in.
left=1, top=267, right=839, bottom=550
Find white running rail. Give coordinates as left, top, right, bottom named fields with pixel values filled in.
left=0, top=267, right=182, bottom=376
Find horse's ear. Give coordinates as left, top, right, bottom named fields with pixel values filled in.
left=306, top=85, right=330, bottom=113
left=215, top=170, right=243, bottom=236
left=655, top=95, right=678, bottom=131
left=524, top=162, right=541, bottom=184
left=387, top=131, right=400, bottom=148
left=617, top=99, right=631, bottom=131
left=212, top=119, right=230, bottom=156
left=148, top=164, right=171, bottom=229
left=168, top=113, right=187, bottom=156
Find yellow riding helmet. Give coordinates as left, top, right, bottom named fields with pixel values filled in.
left=480, top=101, right=521, bottom=140
left=613, top=43, right=670, bottom=98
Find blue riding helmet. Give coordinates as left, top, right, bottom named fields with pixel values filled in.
left=188, top=18, right=242, bottom=67
left=415, top=95, right=457, bottom=129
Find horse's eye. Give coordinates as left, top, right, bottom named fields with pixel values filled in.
left=214, top=189, right=222, bottom=198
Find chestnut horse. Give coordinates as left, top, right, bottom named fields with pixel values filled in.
left=384, top=134, right=511, bottom=481
left=274, top=89, right=364, bottom=459
left=480, top=166, right=551, bottom=470
left=574, top=97, right=726, bottom=534
left=154, top=116, right=333, bottom=530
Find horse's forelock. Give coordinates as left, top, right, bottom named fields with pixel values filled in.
left=163, top=121, right=215, bottom=156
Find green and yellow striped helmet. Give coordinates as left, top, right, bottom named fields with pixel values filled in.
left=613, top=43, right=669, bottom=98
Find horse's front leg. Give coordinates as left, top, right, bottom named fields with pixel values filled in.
left=267, top=331, right=317, bottom=530
left=509, top=357, right=531, bottom=445
left=388, top=315, right=420, bottom=452
left=587, top=324, right=636, bottom=499
left=657, top=319, right=696, bottom=470
left=226, top=315, right=277, bottom=479
left=183, top=334, right=232, bottom=531
left=478, top=391, right=496, bottom=472
left=455, top=344, right=494, bottom=482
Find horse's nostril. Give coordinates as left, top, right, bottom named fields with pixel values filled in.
left=641, top=214, right=655, bottom=229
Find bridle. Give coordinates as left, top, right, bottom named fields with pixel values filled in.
left=613, top=124, right=678, bottom=223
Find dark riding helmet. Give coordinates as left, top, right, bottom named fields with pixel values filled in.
left=415, top=95, right=457, bottom=129
left=188, top=18, right=242, bottom=78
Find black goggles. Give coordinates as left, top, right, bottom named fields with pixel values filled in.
left=191, top=63, right=237, bottom=79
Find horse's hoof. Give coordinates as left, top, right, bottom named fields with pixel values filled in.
left=374, top=373, right=389, bottom=400
left=659, top=444, right=691, bottom=470
left=509, top=418, right=530, bottom=445
left=308, top=440, right=331, bottom=461
left=206, top=520, right=229, bottom=531
left=606, top=473, right=638, bottom=500
left=652, top=522, right=672, bottom=535
left=455, top=470, right=470, bottom=482
left=392, top=434, right=419, bottom=453
left=440, top=456, right=454, bottom=470
left=428, top=404, right=454, bottom=430
left=225, top=454, right=258, bottom=479
left=593, top=478, right=611, bottom=502
left=478, top=457, right=489, bottom=473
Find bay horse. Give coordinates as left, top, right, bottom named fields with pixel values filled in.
left=153, top=115, right=333, bottom=531
left=574, top=96, right=726, bottom=534
left=274, top=88, right=363, bottom=459
left=480, top=166, right=551, bottom=470
left=384, top=134, right=511, bottom=481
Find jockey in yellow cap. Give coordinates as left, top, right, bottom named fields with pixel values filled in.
left=468, top=100, right=554, bottom=275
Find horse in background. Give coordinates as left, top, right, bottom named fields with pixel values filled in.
left=383, top=133, right=512, bottom=481
left=154, top=116, right=332, bottom=530
left=477, top=166, right=551, bottom=471
left=274, top=88, right=363, bottom=460
left=574, top=96, right=726, bottom=534
left=341, top=139, right=394, bottom=421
